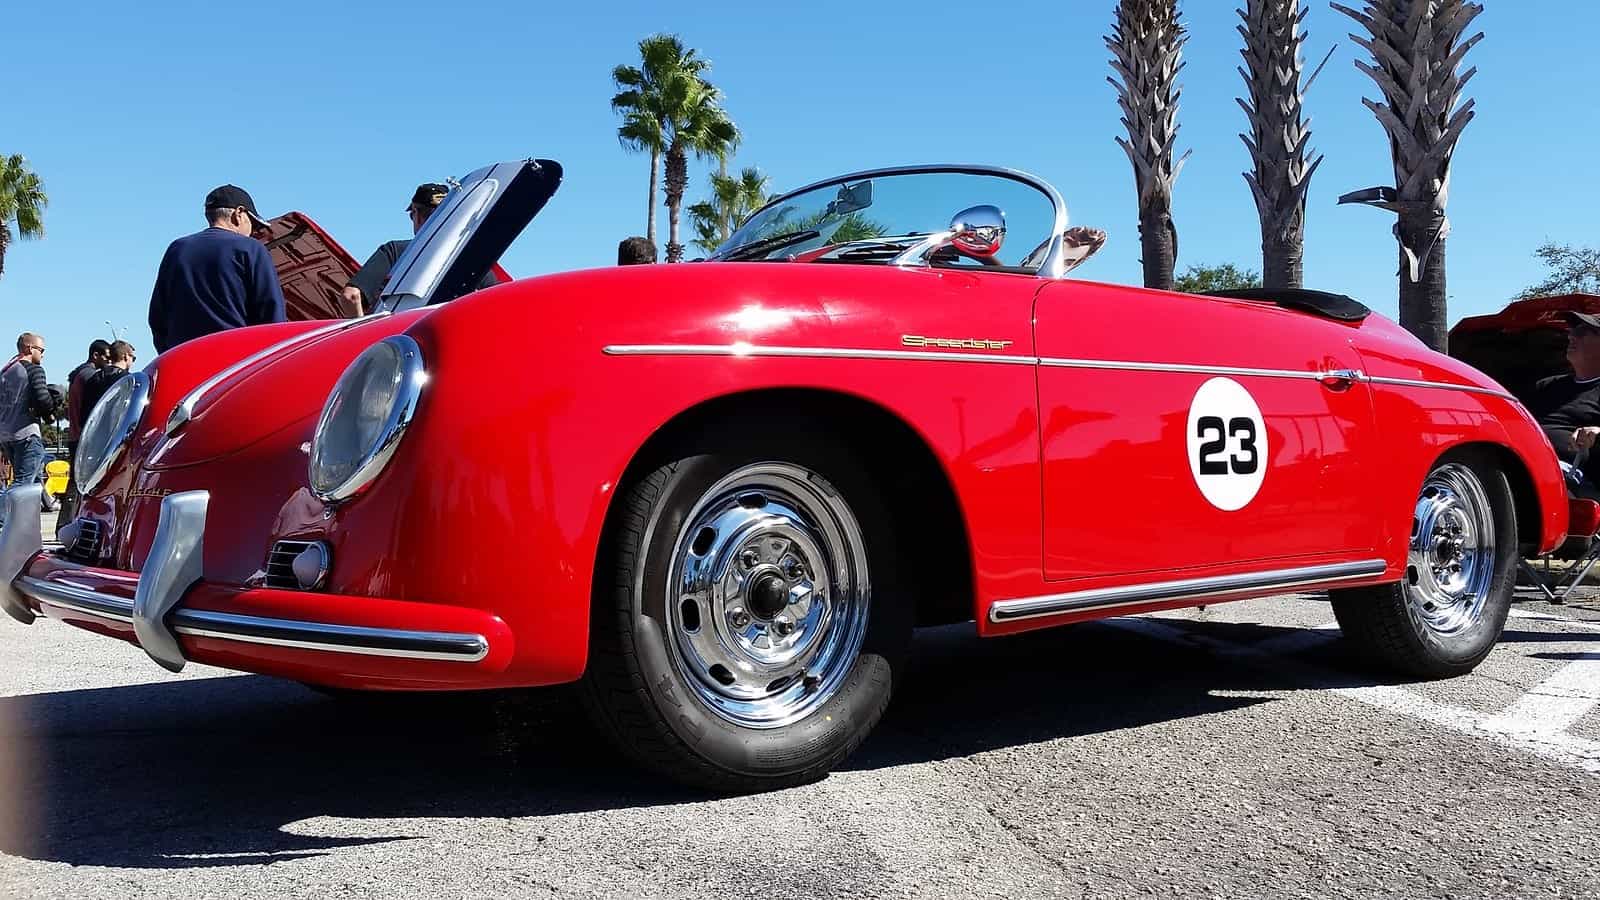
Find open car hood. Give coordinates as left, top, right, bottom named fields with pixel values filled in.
left=150, top=158, right=562, bottom=470
left=260, top=212, right=363, bottom=320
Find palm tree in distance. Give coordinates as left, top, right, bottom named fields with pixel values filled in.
left=1107, top=0, right=1190, bottom=291
left=0, top=155, right=47, bottom=280
left=611, top=34, right=740, bottom=263
left=688, top=166, right=772, bottom=255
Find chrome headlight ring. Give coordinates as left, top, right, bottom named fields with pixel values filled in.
left=308, top=335, right=426, bottom=503
left=75, top=372, right=152, bottom=496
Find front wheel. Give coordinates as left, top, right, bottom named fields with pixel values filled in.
left=1331, top=454, right=1516, bottom=678
left=579, top=438, right=909, bottom=793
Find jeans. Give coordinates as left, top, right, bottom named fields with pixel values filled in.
left=3, top=435, right=49, bottom=520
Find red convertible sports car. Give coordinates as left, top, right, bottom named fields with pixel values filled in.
left=0, top=158, right=1569, bottom=791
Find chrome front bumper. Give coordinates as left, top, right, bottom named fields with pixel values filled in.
left=1, top=489, right=491, bottom=671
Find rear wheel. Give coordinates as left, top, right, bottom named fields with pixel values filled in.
left=1331, top=454, right=1516, bottom=678
left=579, top=436, right=908, bottom=793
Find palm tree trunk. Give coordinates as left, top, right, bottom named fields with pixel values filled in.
left=0, top=220, right=10, bottom=280
left=646, top=149, right=660, bottom=247
left=1398, top=210, right=1448, bottom=351
left=664, top=144, right=689, bottom=263
left=1262, top=219, right=1304, bottom=290
left=1138, top=209, right=1176, bottom=292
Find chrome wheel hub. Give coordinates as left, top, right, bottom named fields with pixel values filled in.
left=1406, top=464, right=1495, bottom=637
left=666, top=463, right=870, bottom=729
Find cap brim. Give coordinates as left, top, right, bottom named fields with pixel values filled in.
left=1563, top=310, right=1600, bottom=329
left=246, top=210, right=271, bottom=231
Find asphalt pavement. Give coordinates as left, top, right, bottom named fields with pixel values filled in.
left=0, top=537, right=1596, bottom=897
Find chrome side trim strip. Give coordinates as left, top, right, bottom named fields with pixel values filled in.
left=603, top=343, right=1511, bottom=400
left=989, top=559, right=1389, bottom=624
left=602, top=343, right=1036, bottom=366
left=171, top=610, right=489, bottom=663
left=1363, top=375, right=1513, bottom=400
left=16, top=575, right=488, bottom=663
left=1037, top=356, right=1328, bottom=381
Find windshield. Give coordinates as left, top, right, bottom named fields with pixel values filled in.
left=709, top=168, right=1062, bottom=272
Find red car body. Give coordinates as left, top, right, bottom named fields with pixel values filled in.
left=0, top=161, right=1570, bottom=701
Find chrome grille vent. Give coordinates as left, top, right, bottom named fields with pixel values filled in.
left=65, top=519, right=104, bottom=563
left=265, top=540, right=315, bottom=589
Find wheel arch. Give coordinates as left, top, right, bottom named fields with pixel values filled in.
left=1435, top=441, right=1545, bottom=555
left=596, top=387, right=978, bottom=628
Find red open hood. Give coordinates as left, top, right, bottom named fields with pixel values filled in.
left=1448, top=292, right=1600, bottom=403
left=260, top=212, right=362, bottom=320
left=258, top=212, right=512, bottom=321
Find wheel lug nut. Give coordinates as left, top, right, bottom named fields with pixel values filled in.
left=740, top=549, right=759, bottom=569
left=782, top=559, right=804, bottom=579
left=773, top=615, right=795, bottom=636
left=729, top=606, right=751, bottom=628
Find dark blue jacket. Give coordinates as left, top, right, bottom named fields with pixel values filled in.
left=148, top=227, right=287, bottom=354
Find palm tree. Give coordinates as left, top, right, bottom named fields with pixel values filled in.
left=612, top=35, right=708, bottom=250
left=1107, top=0, right=1191, bottom=291
left=660, top=79, right=739, bottom=262
left=688, top=166, right=772, bottom=255
left=0, top=155, right=47, bottom=280
left=1237, top=1, right=1330, bottom=289
left=1333, top=0, right=1483, bottom=352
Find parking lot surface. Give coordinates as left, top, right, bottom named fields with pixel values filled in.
left=0, top=575, right=1597, bottom=898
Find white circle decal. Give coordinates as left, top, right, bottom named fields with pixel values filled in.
left=1186, top=377, right=1268, bottom=511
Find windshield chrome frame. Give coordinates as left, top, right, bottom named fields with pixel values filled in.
left=711, top=164, right=1071, bottom=278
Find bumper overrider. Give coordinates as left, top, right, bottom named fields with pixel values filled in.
left=0, top=485, right=510, bottom=683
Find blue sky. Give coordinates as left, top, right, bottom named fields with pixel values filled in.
left=4, top=1, right=1596, bottom=374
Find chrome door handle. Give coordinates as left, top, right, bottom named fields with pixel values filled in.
left=1319, top=369, right=1361, bottom=391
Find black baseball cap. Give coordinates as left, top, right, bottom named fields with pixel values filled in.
left=204, top=184, right=269, bottom=230
left=1563, top=310, right=1600, bottom=330
left=408, top=183, right=450, bottom=212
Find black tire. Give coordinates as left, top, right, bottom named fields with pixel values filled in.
left=1330, top=451, right=1517, bottom=678
left=578, top=434, right=910, bottom=793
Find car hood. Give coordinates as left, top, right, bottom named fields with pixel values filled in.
left=261, top=212, right=364, bottom=320
left=144, top=311, right=433, bottom=470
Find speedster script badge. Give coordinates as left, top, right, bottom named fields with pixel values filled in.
left=1186, top=376, right=1267, bottom=511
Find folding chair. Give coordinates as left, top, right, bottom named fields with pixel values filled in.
left=1520, top=498, right=1600, bottom=604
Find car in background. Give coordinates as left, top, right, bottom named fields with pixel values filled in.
left=0, top=157, right=1569, bottom=793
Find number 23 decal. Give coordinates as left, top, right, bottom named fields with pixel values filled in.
left=1195, top=416, right=1259, bottom=475
left=1185, top=377, right=1269, bottom=511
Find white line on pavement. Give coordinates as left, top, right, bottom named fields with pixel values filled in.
left=1101, top=612, right=1600, bottom=775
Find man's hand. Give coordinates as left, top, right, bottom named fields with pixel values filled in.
left=341, top=285, right=365, bottom=316
left=1575, top=426, right=1600, bottom=450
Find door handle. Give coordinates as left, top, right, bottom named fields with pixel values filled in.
left=1319, top=369, right=1361, bottom=391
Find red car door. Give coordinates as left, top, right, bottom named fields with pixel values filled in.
left=1033, top=280, right=1381, bottom=582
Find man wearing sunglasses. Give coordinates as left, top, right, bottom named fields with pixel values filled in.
left=147, top=184, right=286, bottom=354
left=1528, top=311, right=1600, bottom=497
left=0, top=333, right=63, bottom=516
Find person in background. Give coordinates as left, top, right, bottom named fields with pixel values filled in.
left=1528, top=311, right=1600, bottom=498
left=78, top=341, right=137, bottom=421
left=618, top=236, right=656, bottom=265
left=0, top=333, right=61, bottom=516
left=57, top=338, right=112, bottom=525
left=148, top=185, right=286, bottom=354
left=341, top=183, right=499, bottom=314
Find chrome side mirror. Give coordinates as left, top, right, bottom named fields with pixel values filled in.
left=947, top=205, right=1005, bottom=259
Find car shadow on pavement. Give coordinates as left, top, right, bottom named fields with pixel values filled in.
left=0, top=617, right=1438, bottom=870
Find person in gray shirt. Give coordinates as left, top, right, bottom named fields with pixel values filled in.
left=0, top=332, right=61, bottom=513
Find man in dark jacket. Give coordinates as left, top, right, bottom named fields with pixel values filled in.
left=57, top=338, right=111, bottom=525
left=77, top=341, right=136, bottom=420
left=148, top=185, right=287, bottom=354
left=1528, top=311, right=1600, bottom=497
left=0, top=332, right=62, bottom=514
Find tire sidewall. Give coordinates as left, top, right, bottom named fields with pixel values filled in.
left=1401, top=456, right=1517, bottom=666
left=624, top=442, right=907, bottom=781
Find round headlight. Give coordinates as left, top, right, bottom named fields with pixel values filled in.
left=75, top=372, right=151, bottom=495
left=309, top=336, right=425, bottom=502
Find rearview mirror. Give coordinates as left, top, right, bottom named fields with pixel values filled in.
left=824, top=180, right=873, bottom=217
